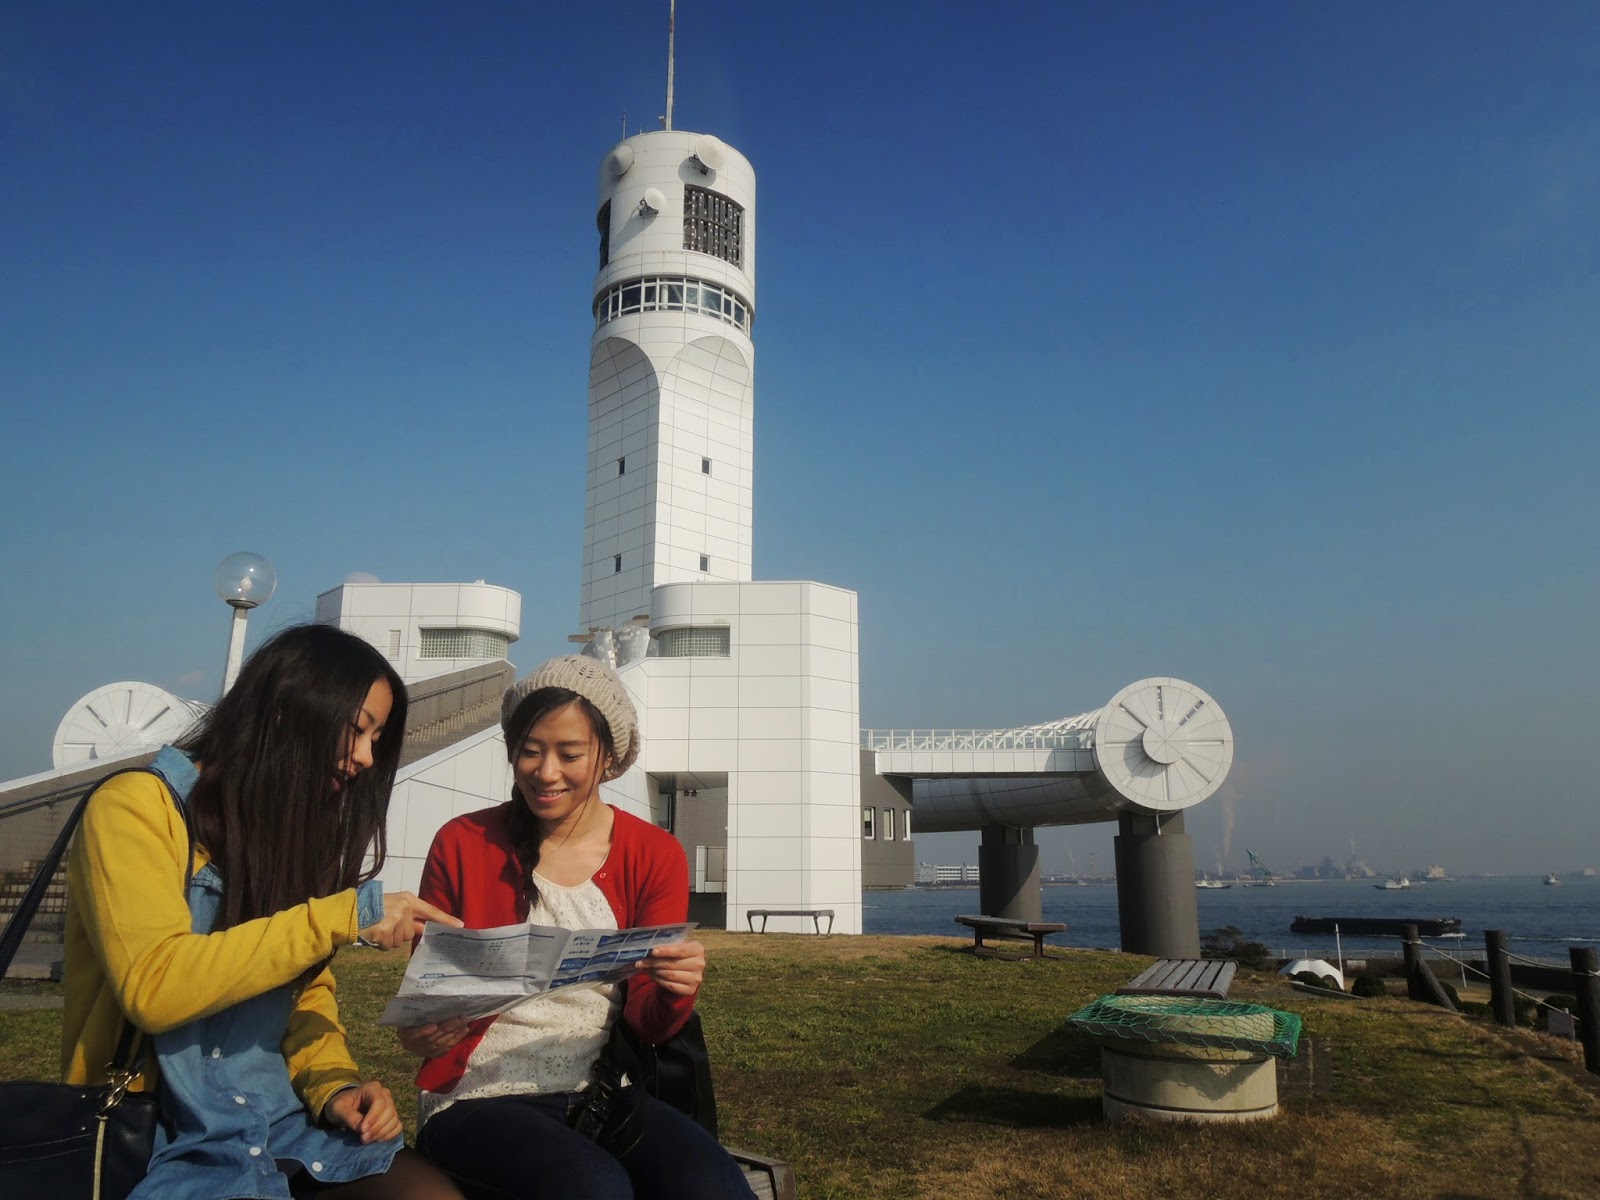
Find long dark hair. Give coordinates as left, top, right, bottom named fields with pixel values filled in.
left=179, top=623, right=407, bottom=931
left=504, top=686, right=615, bottom=911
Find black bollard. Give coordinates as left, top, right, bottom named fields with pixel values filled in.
left=1486, top=931, right=1516, bottom=1026
left=1403, top=924, right=1456, bottom=1010
left=1569, top=947, right=1600, bottom=1075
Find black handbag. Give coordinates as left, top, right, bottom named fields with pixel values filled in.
left=568, top=1008, right=720, bottom=1155
left=612, top=1008, right=718, bottom=1140
left=0, top=769, right=178, bottom=1200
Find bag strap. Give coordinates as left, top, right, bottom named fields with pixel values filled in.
left=0, top=766, right=154, bottom=977
left=0, top=762, right=195, bottom=1079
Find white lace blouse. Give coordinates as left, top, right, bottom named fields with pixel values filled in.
left=418, top=871, right=622, bottom=1123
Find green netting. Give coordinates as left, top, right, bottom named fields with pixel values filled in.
left=1067, top=994, right=1302, bottom=1058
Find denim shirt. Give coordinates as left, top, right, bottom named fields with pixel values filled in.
left=129, top=746, right=398, bottom=1200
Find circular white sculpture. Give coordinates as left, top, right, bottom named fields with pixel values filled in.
left=1092, top=677, right=1234, bottom=812
left=900, top=677, right=1235, bottom=832
left=52, top=682, right=210, bottom=769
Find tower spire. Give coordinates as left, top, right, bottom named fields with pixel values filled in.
left=664, top=0, right=676, bottom=131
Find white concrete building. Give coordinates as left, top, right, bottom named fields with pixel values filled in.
left=315, top=581, right=521, bottom=685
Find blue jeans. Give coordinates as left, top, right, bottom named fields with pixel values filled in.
left=416, top=1088, right=751, bottom=1200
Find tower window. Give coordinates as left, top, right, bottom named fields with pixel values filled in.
left=614, top=555, right=622, bottom=574
left=863, top=807, right=876, bottom=840
left=618, top=456, right=626, bottom=476
left=701, top=457, right=711, bottom=474
left=699, top=554, right=709, bottom=572
left=593, top=274, right=751, bottom=334
left=683, top=186, right=743, bottom=267
left=597, top=201, right=611, bottom=268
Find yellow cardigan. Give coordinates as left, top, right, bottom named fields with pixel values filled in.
left=61, top=770, right=372, bottom=1118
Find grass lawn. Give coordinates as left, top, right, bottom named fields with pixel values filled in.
left=5, top=931, right=1599, bottom=1199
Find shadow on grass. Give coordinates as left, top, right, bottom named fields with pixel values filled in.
left=925, top=942, right=1074, bottom=966
left=1011, top=1024, right=1101, bottom=1077
left=923, top=1084, right=1102, bottom=1128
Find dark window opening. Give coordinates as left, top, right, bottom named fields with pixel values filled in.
left=597, top=201, right=611, bottom=268
left=683, top=185, right=743, bottom=267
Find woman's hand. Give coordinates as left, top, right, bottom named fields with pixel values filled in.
left=325, top=1080, right=402, bottom=1144
left=634, top=939, right=706, bottom=996
left=396, top=1016, right=470, bottom=1059
left=359, top=893, right=463, bottom=950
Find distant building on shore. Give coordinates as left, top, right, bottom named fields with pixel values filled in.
left=916, top=862, right=981, bottom=885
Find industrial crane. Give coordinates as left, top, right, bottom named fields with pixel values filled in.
left=1245, top=848, right=1276, bottom=887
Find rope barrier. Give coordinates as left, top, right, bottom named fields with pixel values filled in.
left=1416, top=941, right=1582, bottom=1016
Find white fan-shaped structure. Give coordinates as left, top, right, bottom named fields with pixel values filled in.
left=906, top=677, right=1234, bottom=832
left=52, top=682, right=210, bottom=769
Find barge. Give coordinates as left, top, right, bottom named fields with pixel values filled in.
left=1289, top=916, right=1462, bottom=937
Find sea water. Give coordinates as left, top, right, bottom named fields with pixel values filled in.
left=862, top=877, right=1600, bottom=963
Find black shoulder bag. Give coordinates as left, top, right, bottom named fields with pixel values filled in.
left=568, top=1009, right=719, bottom=1155
left=0, top=768, right=190, bottom=1200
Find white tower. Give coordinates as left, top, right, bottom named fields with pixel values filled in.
left=581, top=131, right=756, bottom=633
left=579, top=120, right=863, bottom=935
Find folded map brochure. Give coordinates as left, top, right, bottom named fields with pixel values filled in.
left=377, top=920, right=696, bottom=1027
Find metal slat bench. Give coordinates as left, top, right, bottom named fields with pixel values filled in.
left=1117, top=957, right=1238, bottom=999
left=746, top=908, right=834, bottom=934
left=954, top=915, right=1067, bottom=959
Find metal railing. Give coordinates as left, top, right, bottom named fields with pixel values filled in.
left=861, top=719, right=1097, bottom=754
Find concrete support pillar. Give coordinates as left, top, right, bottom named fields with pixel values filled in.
left=1114, top=810, right=1201, bottom=958
left=978, top=824, right=1041, bottom=922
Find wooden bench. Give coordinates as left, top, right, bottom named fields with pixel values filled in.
left=955, top=914, right=1067, bottom=959
left=731, top=1148, right=796, bottom=1200
left=746, top=908, right=835, bottom=934
left=1117, top=957, right=1237, bottom=999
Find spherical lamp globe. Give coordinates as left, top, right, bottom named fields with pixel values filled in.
left=214, top=552, right=277, bottom=611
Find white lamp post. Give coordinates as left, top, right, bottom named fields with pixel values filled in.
left=214, top=552, right=277, bottom=693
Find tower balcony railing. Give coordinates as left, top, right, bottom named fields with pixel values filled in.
left=861, top=719, right=1097, bottom=754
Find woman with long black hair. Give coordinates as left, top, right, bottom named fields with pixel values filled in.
left=62, top=623, right=464, bottom=1199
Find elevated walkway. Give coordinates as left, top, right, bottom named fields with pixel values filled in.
left=863, top=676, right=1233, bottom=832
left=864, top=677, right=1235, bottom=958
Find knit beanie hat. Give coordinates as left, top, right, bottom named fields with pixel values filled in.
left=500, top=655, right=640, bottom=780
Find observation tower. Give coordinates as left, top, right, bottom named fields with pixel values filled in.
left=576, top=75, right=863, bottom=934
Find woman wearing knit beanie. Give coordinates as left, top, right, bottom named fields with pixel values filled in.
left=397, top=656, right=748, bottom=1200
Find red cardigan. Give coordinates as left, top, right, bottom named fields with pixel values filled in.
left=414, top=802, right=698, bottom=1095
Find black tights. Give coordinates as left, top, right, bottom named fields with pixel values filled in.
left=289, top=1148, right=464, bottom=1200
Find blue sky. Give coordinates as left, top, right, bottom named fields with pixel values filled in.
left=3, top=2, right=1596, bottom=876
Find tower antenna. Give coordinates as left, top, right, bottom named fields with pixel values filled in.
left=664, top=0, right=676, bottom=131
